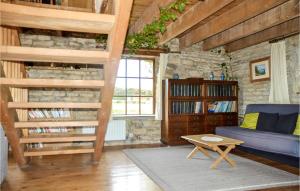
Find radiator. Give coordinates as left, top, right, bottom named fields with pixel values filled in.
left=105, top=120, right=126, bottom=141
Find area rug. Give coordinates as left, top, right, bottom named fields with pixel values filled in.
left=123, top=146, right=299, bottom=191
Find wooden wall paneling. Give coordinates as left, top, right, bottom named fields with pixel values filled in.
left=93, top=0, right=133, bottom=162
left=202, top=0, right=299, bottom=50
left=179, top=0, right=290, bottom=49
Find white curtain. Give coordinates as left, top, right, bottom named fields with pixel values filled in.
left=269, top=40, right=290, bottom=103
left=155, top=54, right=168, bottom=120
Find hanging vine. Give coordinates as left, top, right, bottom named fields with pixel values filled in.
left=95, top=0, right=189, bottom=53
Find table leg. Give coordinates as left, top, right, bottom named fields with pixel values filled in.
left=187, top=147, right=198, bottom=159
left=197, top=146, right=213, bottom=159
left=210, top=145, right=235, bottom=169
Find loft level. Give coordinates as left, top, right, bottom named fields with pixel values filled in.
left=15, top=121, right=99, bottom=128
left=0, top=46, right=109, bottom=64
left=24, top=146, right=95, bottom=157
left=12, top=1, right=93, bottom=13
left=0, top=78, right=104, bottom=88
left=0, top=2, right=115, bottom=34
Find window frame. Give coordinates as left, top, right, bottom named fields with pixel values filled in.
left=112, top=57, right=156, bottom=116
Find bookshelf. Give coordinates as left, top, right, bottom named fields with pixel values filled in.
left=161, top=78, right=238, bottom=145
left=27, top=108, right=73, bottom=149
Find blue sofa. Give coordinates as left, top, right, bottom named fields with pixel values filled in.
left=216, top=104, right=300, bottom=166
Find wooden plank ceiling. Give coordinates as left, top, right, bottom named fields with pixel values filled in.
left=128, top=0, right=300, bottom=52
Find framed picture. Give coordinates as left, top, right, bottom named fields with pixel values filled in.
left=249, top=57, right=270, bottom=82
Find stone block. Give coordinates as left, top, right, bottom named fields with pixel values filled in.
left=37, top=35, right=52, bottom=41
left=32, top=40, right=54, bottom=48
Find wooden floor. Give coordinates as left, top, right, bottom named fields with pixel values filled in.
left=1, top=146, right=299, bottom=191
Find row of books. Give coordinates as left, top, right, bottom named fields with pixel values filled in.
left=27, top=143, right=43, bottom=149
left=171, top=101, right=202, bottom=114
left=28, top=109, right=71, bottom=119
left=207, top=85, right=234, bottom=97
left=207, top=101, right=236, bottom=113
left=28, top=127, right=96, bottom=134
left=170, top=84, right=201, bottom=97
left=28, top=127, right=72, bottom=134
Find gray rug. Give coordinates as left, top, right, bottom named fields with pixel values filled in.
left=123, top=146, right=299, bottom=191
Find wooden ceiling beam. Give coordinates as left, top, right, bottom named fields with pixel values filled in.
left=225, top=18, right=300, bottom=52
left=0, top=2, right=115, bottom=34
left=202, top=0, right=299, bottom=50
left=159, top=0, right=237, bottom=45
left=179, top=0, right=290, bottom=49
left=123, top=48, right=169, bottom=56
left=128, top=0, right=174, bottom=34
left=0, top=46, right=109, bottom=64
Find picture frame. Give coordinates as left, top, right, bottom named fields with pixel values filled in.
left=249, top=57, right=271, bottom=82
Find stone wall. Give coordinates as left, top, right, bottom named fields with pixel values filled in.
left=164, top=35, right=299, bottom=116
left=20, top=31, right=161, bottom=146
left=105, top=117, right=161, bottom=146
left=20, top=33, right=103, bottom=50
left=165, top=39, right=228, bottom=79
left=26, top=67, right=102, bottom=121
left=229, top=34, right=300, bottom=114
left=20, top=30, right=299, bottom=146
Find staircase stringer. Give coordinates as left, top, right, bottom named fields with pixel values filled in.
left=0, top=64, right=28, bottom=167
left=93, top=0, right=133, bottom=162
left=0, top=26, right=29, bottom=167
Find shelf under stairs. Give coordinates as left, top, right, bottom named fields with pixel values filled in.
left=0, top=0, right=133, bottom=167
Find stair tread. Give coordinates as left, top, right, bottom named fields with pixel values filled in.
left=0, top=2, right=115, bottom=34
left=15, top=121, right=99, bottom=128
left=0, top=46, right=109, bottom=64
left=20, top=134, right=96, bottom=143
left=24, top=146, right=95, bottom=156
left=0, top=78, right=104, bottom=88
left=8, top=102, right=102, bottom=109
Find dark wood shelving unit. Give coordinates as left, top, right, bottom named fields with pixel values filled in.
left=161, top=78, right=238, bottom=145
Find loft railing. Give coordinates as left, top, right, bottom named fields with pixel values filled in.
left=0, top=0, right=113, bottom=13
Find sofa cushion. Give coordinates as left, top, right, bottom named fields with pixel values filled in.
left=293, top=115, right=300, bottom=136
left=240, top=113, right=259, bottom=129
left=216, top=126, right=300, bottom=157
left=256, top=112, right=278, bottom=132
left=275, top=113, right=298, bottom=134
left=245, top=104, right=299, bottom=115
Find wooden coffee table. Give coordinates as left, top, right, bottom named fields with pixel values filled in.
left=181, top=134, right=244, bottom=169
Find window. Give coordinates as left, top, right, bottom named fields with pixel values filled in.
left=112, top=58, right=155, bottom=115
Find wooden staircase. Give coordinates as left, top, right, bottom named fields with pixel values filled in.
left=0, top=0, right=133, bottom=167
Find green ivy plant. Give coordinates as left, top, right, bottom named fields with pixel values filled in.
left=96, top=0, right=189, bottom=53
